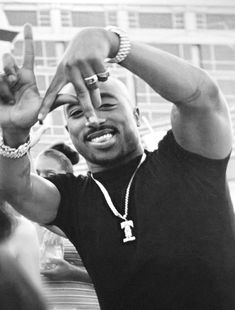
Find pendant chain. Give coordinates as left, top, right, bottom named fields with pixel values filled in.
left=91, top=153, right=146, bottom=221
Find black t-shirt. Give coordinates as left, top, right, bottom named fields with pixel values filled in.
left=48, top=130, right=235, bottom=310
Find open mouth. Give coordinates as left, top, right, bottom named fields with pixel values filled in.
left=86, top=129, right=116, bottom=144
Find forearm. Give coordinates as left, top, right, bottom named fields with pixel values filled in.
left=121, top=41, right=214, bottom=106
left=0, top=129, right=32, bottom=207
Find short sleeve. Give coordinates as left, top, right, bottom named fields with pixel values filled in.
left=157, top=130, right=231, bottom=182
left=45, top=173, right=82, bottom=236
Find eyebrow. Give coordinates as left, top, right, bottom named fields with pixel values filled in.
left=100, top=92, right=117, bottom=100
left=65, top=102, right=82, bottom=114
left=65, top=91, right=117, bottom=115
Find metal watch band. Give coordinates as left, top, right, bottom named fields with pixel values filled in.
left=105, top=26, right=131, bottom=63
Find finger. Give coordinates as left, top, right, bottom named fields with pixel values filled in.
left=51, top=93, right=79, bottom=112
left=69, top=68, right=98, bottom=123
left=0, top=74, right=14, bottom=103
left=38, top=68, right=66, bottom=121
left=92, top=61, right=109, bottom=83
left=23, top=23, right=34, bottom=70
left=2, top=54, right=18, bottom=84
left=81, top=63, right=104, bottom=109
left=89, top=87, right=101, bottom=110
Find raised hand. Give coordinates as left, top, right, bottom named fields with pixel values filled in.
left=38, top=28, right=116, bottom=123
left=0, top=24, right=41, bottom=134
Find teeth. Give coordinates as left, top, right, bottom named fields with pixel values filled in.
left=91, top=133, right=113, bottom=143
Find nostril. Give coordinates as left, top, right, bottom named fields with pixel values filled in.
left=85, top=117, right=106, bottom=128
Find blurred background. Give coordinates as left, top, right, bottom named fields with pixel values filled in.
left=0, top=0, right=234, bottom=203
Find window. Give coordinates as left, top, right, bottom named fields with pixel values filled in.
left=5, top=9, right=51, bottom=26
left=134, top=75, right=172, bottom=121
left=35, top=74, right=55, bottom=95
left=13, top=40, right=60, bottom=67
left=149, top=43, right=192, bottom=61
left=140, top=13, right=172, bottom=28
left=72, top=11, right=105, bottom=27
left=200, top=44, right=235, bottom=71
left=45, top=41, right=57, bottom=66
left=217, top=80, right=235, bottom=95
left=38, top=10, right=50, bottom=27
left=129, top=12, right=184, bottom=29
left=61, top=10, right=72, bottom=27
left=128, top=11, right=138, bottom=28
left=107, top=11, right=118, bottom=26
left=173, top=13, right=184, bottom=29
left=61, top=9, right=117, bottom=27
left=51, top=108, right=66, bottom=135
left=36, top=75, right=46, bottom=91
left=5, top=10, right=37, bottom=26
left=197, top=13, right=235, bottom=30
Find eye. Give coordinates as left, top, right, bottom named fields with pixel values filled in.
left=46, top=172, right=57, bottom=178
left=100, top=103, right=115, bottom=110
left=69, top=109, right=83, bottom=118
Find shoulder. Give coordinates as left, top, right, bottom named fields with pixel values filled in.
left=146, top=129, right=230, bottom=174
left=47, top=172, right=88, bottom=192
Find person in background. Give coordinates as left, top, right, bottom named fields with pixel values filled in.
left=35, top=143, right=100, bottom=310
left=0, top=24, right=234, bottom=310
left=0, top=202, right=47, bottom=310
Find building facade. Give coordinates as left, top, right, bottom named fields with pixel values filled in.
left=0, top=0, right=234, bottom=194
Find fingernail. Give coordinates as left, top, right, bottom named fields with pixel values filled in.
left=38, top=113, right=44, bottom=122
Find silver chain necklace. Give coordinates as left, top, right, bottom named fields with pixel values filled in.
left=91, top=153, right=146, bottom=243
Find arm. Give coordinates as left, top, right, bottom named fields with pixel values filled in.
left=121, top=42, right=232, bottom=159
left=0, top=24, right=60, bottom=223
left=13, top=217, right=42, bottom=290
left=39, top=27, right=232, bottom=159
left=41, top=257, right=92, bottom=283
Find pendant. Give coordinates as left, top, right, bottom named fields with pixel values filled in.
left=120, top=220, right=136, bottom=243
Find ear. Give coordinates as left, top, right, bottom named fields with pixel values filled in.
left=134, top=107, right=141, bottom=127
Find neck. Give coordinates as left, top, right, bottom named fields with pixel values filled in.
left=87, top=147, right=144, bottom=174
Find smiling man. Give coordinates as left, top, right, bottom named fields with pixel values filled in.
left=0, top=24, right=235, bottom=310
left=60, top=79, right=142, bottom=170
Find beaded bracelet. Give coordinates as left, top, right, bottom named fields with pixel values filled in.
left=0, top=136, right=31, bottom=159
left=105, top=26, right=131, bottom=63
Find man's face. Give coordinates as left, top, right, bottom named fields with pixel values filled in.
left=63, top=78, right=142, bottom=170
left=35, top=155, right=65, bottom=178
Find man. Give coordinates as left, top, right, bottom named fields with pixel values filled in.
left=0, top=24, right=234, bottom=309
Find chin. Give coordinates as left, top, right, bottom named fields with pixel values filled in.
left=90, top=150, right=126, bottom=167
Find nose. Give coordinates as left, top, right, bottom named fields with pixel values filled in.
left=85, top=115, right=106, bottom=129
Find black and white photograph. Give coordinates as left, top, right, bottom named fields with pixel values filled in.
left=0, top=0, right=235, bottom=309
